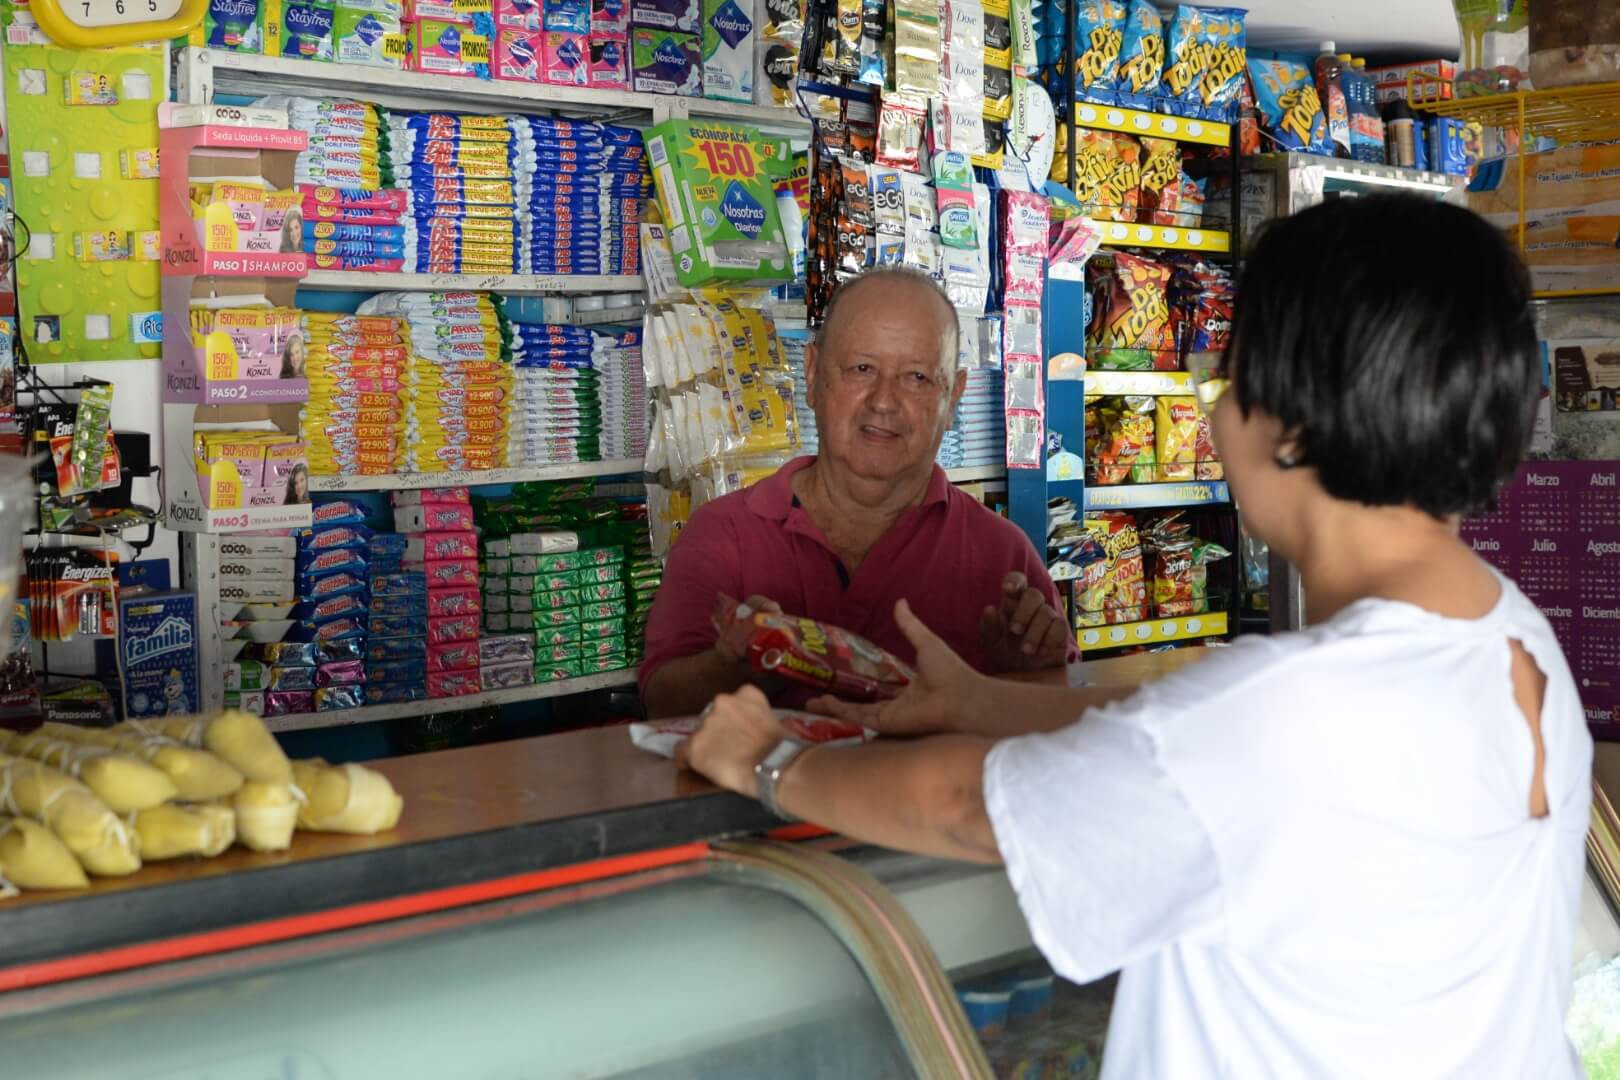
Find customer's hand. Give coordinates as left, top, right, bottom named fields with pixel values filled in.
left=715, top=595, right=783, bottom=664
left=806, top=598, right=987, bottom=737
left=980, top=572, right=1069, bottom=673
left=674, top=685, right=784, bottom=798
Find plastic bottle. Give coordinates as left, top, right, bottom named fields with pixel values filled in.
left=1339, top=55, right=1385, bottom=164
left=1353, top=59, right=1387, bottom=162
left=1384, top=99, right=1417, bottom=168
left=1314, top=42, right=1352, bottom=159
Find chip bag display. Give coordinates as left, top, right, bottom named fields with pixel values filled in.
left=1087, top=252, right=1175, bottom=371
left=713, top=595, right=914, bottom=700
left=1137, top=136, right=1180, bottom=226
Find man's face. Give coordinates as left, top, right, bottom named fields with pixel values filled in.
left=805, top=279, right=966, bottom=483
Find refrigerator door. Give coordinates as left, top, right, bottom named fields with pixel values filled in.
left=0, top=858, right=954, bottom=1079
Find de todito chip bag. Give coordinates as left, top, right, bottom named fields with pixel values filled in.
left=713, top=595, right=914, bottom=700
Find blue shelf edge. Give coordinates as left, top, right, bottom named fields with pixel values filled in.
left=1083, top=481, right=1231, bottom=511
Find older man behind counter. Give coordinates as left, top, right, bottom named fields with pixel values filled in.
left=640, top=267, right=1070, bottom=718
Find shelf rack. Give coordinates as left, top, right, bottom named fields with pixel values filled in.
left=1070, top=103, right=1231, bottom=147
left=1084, top=481, right=1230, bottom=511
left=175, top=49, right=815, bottom=135
left=301, top=271, right=644, bottom=296
left=1076, top=611, right=1228, bottom=653
left=1412, top=82, right=1620, bottom=301
left=263, top=669, right=637, bottom=732
left=1089, top=220, right=1231, bottom=254
left=944, top=465, right=1009, bottom=484
left=309, top=458, right=647, bottom=493
left=1243, top=152, right=1460, bottom=195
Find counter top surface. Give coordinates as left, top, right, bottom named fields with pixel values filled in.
left=0, top=648, right=1208, bottom=973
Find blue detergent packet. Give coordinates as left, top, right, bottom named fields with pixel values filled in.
left=371, top=614, right=427, bottom=638
left=370, top=592, right=428, bottom=617
left=366, top=682, right=428, bottom=704
left=293, top=593, right=369, bottom=625
left=367, top=636, right=428, bottom=662
left=365, top=659, right=420, bottom=683
left=305, top=222, right=408, bottom=244
left=371, top=572, right=427, bottom=596
left=288, top=616, right=368, bottom=643
left=1249, top=58, right=1330, bottom=155
left=297, top=523, right=375, bottom=552
left=1114, top=0, right=1163, bottom=110
left=301, top=572, right=370, bottom=603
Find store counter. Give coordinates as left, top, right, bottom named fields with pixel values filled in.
left=0, top=650, right=1210, bottom=990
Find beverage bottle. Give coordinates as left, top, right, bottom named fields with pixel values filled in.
left=1314, top=42, right=1352, bottom=159
left=1384, top=99, right=1417, bottom=168
left=1352, top=59, right=1387, bottom=163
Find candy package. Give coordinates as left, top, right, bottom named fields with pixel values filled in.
left=712, top=595, right=913, bottom=701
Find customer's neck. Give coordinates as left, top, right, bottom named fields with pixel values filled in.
left=796, top=458, right=931, bottom=533
left=1291, top=504, right=1493, bottom=626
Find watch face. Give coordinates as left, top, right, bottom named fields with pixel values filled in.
left=65, top=0, right=183, bottom=26
left=1001, top=78, right=1056, bottom=191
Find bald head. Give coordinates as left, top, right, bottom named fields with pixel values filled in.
left=815, top=267, right=960, bottom=372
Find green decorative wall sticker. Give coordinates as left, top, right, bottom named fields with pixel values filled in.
left=4, top=17, right=164, bottom=363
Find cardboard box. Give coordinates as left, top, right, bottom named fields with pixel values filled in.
left=645, top=117, right=792, bottom=286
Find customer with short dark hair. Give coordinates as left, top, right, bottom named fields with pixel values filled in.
left=680, top=196, right=1591, bottom=1077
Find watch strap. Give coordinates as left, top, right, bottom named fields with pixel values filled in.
left=755, top=738, right=807, bottom=822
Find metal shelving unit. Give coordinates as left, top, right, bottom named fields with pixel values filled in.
left=262, top=669, right=638, bottom=732
left=301, top=270, right=643, bottom=296
left=1412, top=81, right=1620, bottom=301
left=175, top=49, right=814, bottom=134
left=309, top=458, right=646, bottom=493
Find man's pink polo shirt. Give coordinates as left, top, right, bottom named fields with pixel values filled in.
left=640, top=456, right=1066, bottom=706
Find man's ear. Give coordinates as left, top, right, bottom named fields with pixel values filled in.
left=804, top=341, right=821, bottom=407
left=951, top=364, right=968, bottom=411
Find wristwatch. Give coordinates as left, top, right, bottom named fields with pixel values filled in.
left=755, top=739, right=809, bottom=822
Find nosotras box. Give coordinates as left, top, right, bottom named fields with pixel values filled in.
left=645, top=118, right=792, bottom=287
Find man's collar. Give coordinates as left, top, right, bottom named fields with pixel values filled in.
left=746, top=456, right=950, bottom=522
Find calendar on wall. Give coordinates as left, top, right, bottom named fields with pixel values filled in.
left=1462, top=461, right=1620, bottom=738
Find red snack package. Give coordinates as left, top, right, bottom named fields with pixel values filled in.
left=712, top=596, right=915, bottom=701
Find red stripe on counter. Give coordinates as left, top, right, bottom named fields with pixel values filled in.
left=0, top=842, right=712, bottom=994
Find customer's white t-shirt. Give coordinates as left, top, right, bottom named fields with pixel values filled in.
left=985, top=573, right=1593, bottom=1078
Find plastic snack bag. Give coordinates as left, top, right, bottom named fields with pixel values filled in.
left=628, top=708, right=872, bottom=759
left=1155, top=395, right=1199, bottom=481
left=1144, top=514, right=1230, bottom=617
left=1088, top=395, right=1156, bottom=484
left=1115, top=0, right=1164, bottom=108
left=1087, top=252, right=1175, bottom=371
left=712, top=595, right=914, bottom=700
left=1249, top=58, right=1331, bottom=155
left=1070, top=0, right=1126, bottom=104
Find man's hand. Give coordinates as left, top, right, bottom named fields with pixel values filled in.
left=806, top=598, right=990, bottom=737
left=674, top=685, right=785, bottom=797
left=980, top=572, right=1070, bottom=673
left=714, top=595, right=783, bottom=664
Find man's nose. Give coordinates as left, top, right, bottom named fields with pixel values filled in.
left=866, top=373, right=900, bottom=413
